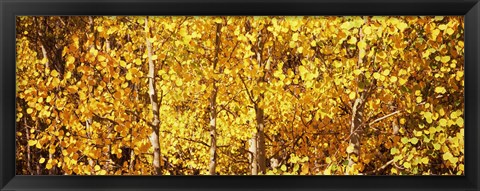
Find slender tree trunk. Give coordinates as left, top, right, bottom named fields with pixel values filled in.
left=255, top=104, right=266, bottom=174
left=24, top=117, right=33, bottom=175
left=40, top=44, right=49, bottom=73
left=129, top=85, right=139, bottom=174
left=105, top=36, right=112, bottom=172
left=249, top=133, right=258, bottom=175
left=209, top=23, right=222, bottom=175
left=249, top=97, right=267, bottom=176
left=49, top=151, right=53, bottom=175
left=347, top=16, right=367, bottom=175
left=348, top=98, right=363, bottom=174
left=250, top=29, right=267, bottom=175
left=145, top=17, right=162, bottom=175
left=209, top=85, right=218, bottom=175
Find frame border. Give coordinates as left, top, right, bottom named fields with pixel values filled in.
left=1, top=0, right=479, bottom=191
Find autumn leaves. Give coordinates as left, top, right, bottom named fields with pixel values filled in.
left=15, top=16, right=464, bottom=175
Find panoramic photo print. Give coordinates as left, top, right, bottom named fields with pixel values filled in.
left=15, top=16, right=464, bottom=175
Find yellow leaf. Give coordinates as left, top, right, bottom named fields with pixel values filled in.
left=456, top=117, right=464, bottom=127
left=65, top=71, right=72, bottom=79
left=403, top=162, right=411, bottom=169
left=424, top=112, right=433, bottom=124
left=416, top=97, right=422, bottom=103
left=340, top=21, right=353, bottom=30
left=390, top=148, right=398, bottom=155
left=97, top=55, right=106, bottom=62
left=431, top=29, right=440, bottom=39
left=41, top=58, right=48, bottom=64
left=325, top=157, right=332, bottom=164
left=27, top=108, right=34, bottom=114
left=51, top=70, right=59, bottom=77
left=373, top=72, right=381, bottom=79
left=357, top=41, right=366, bottom=50
left=300, top=164, right=309, bottom=175
left=97, top=26, right=104, bottom=32
left=46, top=163, right=53, bottom=170
left=363, top=26, right=372, bottom=35
left=214, top=17, right=223, bottom=24
left=349, top=92, right=356, bottom=100
left=151, top=55, right=158, bottom=60
left=66, top=56, right=75, bottom=64
left=353, top=69, right=362, bottom=75
left=292, top=33, right=299, bottom=42
left=99, top=169, right=107, bottom=175
left=134, top=58, right=142, bottom=66
left=347, top=36, right=357, bottom=44
left=51, top=78, right=60, bottom=87
left=440, top=56, right=450, bottom=63
left=120, top=60, right=127, bottom=67
left=396, top=22, right=408, bottom=31
left=390, top=76, right=398, bottom=83
left=297, top=47, right=303, bottom=54
left=446, top=28, right=454, bottom=35
left=434, top=87, right=446, bottom=94
left=334, top=61, right=342, bottom=68
left=414, top=130, right=422, bottom=137
left=346, top=144, right=355, bottom=154
left=175, top=79, right=183, bottom=86
left=438, top=108, right=445, bottom=116
left=39, top=157, right=45, bottom=164
left=443, top=152, right=453, bottom=161
left=433, top=143, right=441, bottom=150
left=421, top=157, right=429, bottom=164
left=28, top=140, right=37, bottom=146
left=126, top=72, right=133, bottom=81
left=281, top=164, right=287, bottom=171
left=410, top=137, right=419, bottom=144
left=382, top=69, right=390, bottom=76
left=438, top=24, right=447, bottom=30
left=439, top=119, right=447, bottom=127
left=94, top=165, right=101, bottom=171
left=391, top=168, right=398, bottom=174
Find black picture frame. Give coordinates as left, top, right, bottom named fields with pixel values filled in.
left=1, top=0, right=479, bottom=191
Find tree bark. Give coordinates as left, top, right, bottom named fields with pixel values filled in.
left=347, top=16, right=367, bottom=175
left=209, top=23, right=222, bottom=175
left=249, top=133, right=258, bottom=175
left=40, top=44, right=49, bottom=74
left=255, top=104, right=266, bottom=174
left=145, top=17, right=162, bottom=175
left=24, top=117, right=33, bottom=175
left=250, top=28, right=267, bottom=175
left=347, top=98, right=363, bottom=174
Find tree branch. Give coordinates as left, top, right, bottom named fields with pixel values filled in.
left=365, top=158, right=394, bottom=175
left=368, top=110, right=401, bottom=126
left=238, top=73, right=257, bottom=105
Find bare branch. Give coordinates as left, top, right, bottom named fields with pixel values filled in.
left=238, top=73, right=257, bottom=105
left=368, top=110, right=401, bottom=126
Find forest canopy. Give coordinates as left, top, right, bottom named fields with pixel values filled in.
left=15, top=16, right=464, bottom=175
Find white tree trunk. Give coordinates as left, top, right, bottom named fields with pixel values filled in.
left=145, top=17, right=162, bottom=175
